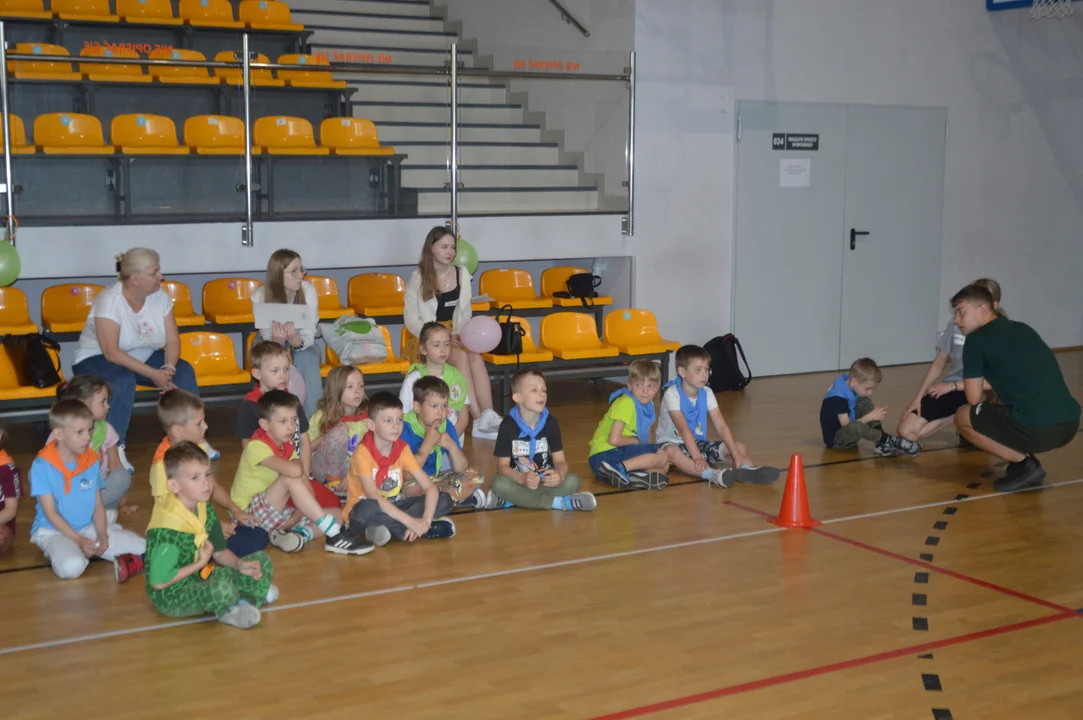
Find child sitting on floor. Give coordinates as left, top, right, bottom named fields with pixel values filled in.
left=128, top=389, right=269, bottom=581
left=820, top=358, right=921, bottom=457
left=588, top=360, right=674, bottom=491
left=658, top=345, right=780, bottom=486
left=399, top=321, right=472, bottom=444
left=344, top=392, right=456, bottom=547
left=29, top=399, right=145, bottom=580
left=309, top=365, right=368, bottom=495
left=54, top=375, right=135, bottom=516
left=0, top=420, right=21, bottom=554
left=230, top=390, right=372, bottom=556
left=400, top=376, right=486, bottom=509
left=488, top=369, right=596, bottom=512
left=146, top=442, right=276, bottom=630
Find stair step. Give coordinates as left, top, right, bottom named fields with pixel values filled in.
left=306, top=28, right=456, bottom=50
left=346, top=79, right=505, bottom=104
left=379, top=123, right=540, bottom=143
left=297, top=0, right=434, bottom=17
left=356, top=102, right=521, bottom=124
left=402, top=165, right=581, bottom=188
left=395, top=142, right=560, bottom=165
left=417, top=188, right=600, bottom=214
left=291, top=9, right=447, bottom=33
left=311, top=44, right=472, bottom=68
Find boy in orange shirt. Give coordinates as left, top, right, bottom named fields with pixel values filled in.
left=344, top=392, right=455, bottom=547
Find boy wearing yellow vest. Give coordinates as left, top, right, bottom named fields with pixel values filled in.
left=29, top=400, right=145, bottom=580
left=145, top=442, right=275, bottom=629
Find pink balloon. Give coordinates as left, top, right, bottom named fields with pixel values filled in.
left=460, top=315, right=501, bottom=354
left=288, top=364, right=306, bottom=406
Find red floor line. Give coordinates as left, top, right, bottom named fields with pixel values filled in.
left=586, top=612, right=1075, bottom=720
left=723, top=499, right=1079, bottom=614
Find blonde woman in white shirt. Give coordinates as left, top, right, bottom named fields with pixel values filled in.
left=250, top=249, right=322, bottom=416
left=403, top=226, right=502, bottom=440
left=72, top=248, right=202, bottom=470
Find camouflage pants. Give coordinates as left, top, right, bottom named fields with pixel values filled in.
left=832, top=397, right=885, bottom=449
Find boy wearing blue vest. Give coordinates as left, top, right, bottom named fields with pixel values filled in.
left=400, top=376, right=486, bottom=509
left=488, top=369, right=596, bottom=511
left=658, top=346, right=781, bottom=486
left=820, top=357, right=921, bottom=456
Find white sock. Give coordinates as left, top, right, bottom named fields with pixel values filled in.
left=317, top=514, right=340, bottom=537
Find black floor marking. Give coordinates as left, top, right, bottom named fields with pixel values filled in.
left=942, top=507, right=957, bottom=515
left=912, top=593, right=928, bottom=606
left=0, top=564, right=50, bottom=575
left=922, top=674, right=943, bottom=692
left=979, top=471, right=996, bottom=479
left=932, top=709, right=954, bottom=719
left=967, top=480, right=983, bottom=488
left=919, top=553, right=934, bottom=562
left=925, top=536, right=940, bottom=546
left=933, top=521, right=948, bottom=530
left=953, top=493, right=969, bottom=501
left=915, top=572, right=930, bottom=584
left=913, top=617, right=929, bottom=631
left=918, top=653, right=934, bottom=660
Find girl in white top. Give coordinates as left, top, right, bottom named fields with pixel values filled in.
left=72, top=248, right=203, bottom=469
left=403, top=227, right=502, bottom=440
left=250, top=249, right=322, bottom=416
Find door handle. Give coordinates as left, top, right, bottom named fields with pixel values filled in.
left=850, top=229, right=870, bottom=250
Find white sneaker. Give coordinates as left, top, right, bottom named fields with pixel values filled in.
left=105, top=509, right=119, bottom=525
left=471, top=421, right=499, bottom=441
left=117, top=444, right=134, bottom=473
left=265, top=584, right=279, bottom=605
left=201, top=440, right=221, bottom=461
left=478, top=409, right=503, bottom=432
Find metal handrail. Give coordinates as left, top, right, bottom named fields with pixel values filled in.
left=548, top=0, right=590, bottom=37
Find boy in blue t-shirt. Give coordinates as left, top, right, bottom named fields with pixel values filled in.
left=400, top=376, right=485, bottom=509
left=31, top=399, right=146, bottom=580
left=819, top=358, right=920, bottom=457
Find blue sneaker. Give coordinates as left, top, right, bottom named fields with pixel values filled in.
left=202, top=440, right=221, bottom=461
left=556, top=492, right=597, bottom=511
left=598, top=461, right=631, bottom=489
left=484, top=490, right=514, bottom=509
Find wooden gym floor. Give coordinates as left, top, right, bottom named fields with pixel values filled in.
left=3, top=354, right=1083, bottom=719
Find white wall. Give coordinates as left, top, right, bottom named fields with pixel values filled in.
left=436, top=0, right=634, bottom=201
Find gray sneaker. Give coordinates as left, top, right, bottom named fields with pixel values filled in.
left=364, top=525, right=392, bottom=547
left=628, top=470, right=669, bottom=490
left=888, top=434, right=922, bottom=458
left=484, top=490, right=514, bottom=510
left=598, top=461, right=632, bottom=489
left=555, top=492, right=597, bottom=511
left=709, top=468, right=735, bottom=489
left=218, top=603, right=262, bottom=629
left=733, top=466, right=781, bottom=485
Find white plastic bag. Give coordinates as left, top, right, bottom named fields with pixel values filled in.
left=319, top=315, right=387, bottom=365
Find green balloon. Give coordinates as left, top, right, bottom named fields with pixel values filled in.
left=453, top=237, right=479, bottom=275
left=0, top=241, right=19, bottom=287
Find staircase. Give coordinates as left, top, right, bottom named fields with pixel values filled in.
left=292, top=0, right=606, bottom=215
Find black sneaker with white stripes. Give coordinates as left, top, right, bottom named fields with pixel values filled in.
left=324, top=529, right=375, bottom=556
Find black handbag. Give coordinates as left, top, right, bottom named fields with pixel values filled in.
left=491, top=305, right=524, bottom=356
left=554, top=272, right=602, bottom=308
left=3, top=333, right=62, bottom=388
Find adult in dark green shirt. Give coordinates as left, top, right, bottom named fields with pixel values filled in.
left=952, top=284, right=1080, bottom=492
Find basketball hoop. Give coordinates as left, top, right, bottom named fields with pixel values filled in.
left=1030, top=0, right=1074, bottom=20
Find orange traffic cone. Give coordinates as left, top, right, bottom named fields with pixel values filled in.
left=770, top=454, right=821, bottom=529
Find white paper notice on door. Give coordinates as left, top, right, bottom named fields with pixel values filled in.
left=779, top=158, right=811, bottom=188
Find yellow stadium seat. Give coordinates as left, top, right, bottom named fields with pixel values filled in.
left=239, top=0, right=303, bottom=31
left=161, top=280, right=205, bottom=327
left=305, top=275, right=347, bottom=320
left=539, top=312, right=618, bottom=360
left=540, top=266, right=613, bottom=308
left=0, top=0, right=51, bottom=19
left=213, top=50, right=284, bottom=87
left=149, top=48, right=219, bottom=85
left=183, top=115, right=261, bottom=155
left=482, top=315, right=553, bottom=366
left=254, top=115, right=328, bottom=155
left=178, top=0, right=242, bottom=27
left=79, top=46, right=151, bottom=83
left=8, top=43, right=82, bottom=81
left=117, top=0, right=181, bottom=24
left=2, top=115, right=35, bottom=154
left=179, top=332, right=250, bottom=386
left=347, top=273, right=404, bottom=317
left=479, top=269, right=552, bottom=310
left=275, top=54, right=345, bottom=89
left=0, top=342, right=62, bottom=400
left=0, top=287, right=37, bottom=335
left=41, top=283, right=103, bottom=333
left=325, top=327, right=409, bottom=376
left=320, top=117, right=394, bottom=156
left=51, top=0, right=118, bottom=21
left=112, top=113, right=188, bottom=154
left=35, top=113, right=113, bottom=154
left=603, top=309, right=680, bottom=355
left=201, top=277, right=261, bottom=324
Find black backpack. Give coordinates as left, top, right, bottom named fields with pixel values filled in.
left=553, top=272, right=601, bottom=308
left=704, top=334, right=751, bottom=391
left=3, top=333, right=62, bottom=388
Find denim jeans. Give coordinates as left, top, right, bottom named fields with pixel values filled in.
left=252, top=336, right=321, bottom=417
left=72, top=350, right=199, bottom=444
